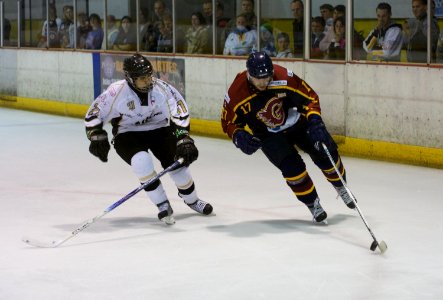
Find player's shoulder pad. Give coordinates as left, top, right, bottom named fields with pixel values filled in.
left=101, top=79, right=126, bottom=99
left=227, top=71, right=249, bottom=102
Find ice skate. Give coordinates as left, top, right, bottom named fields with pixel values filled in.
left=157, top=200, right=175, bottom=225
left=186, top=199, right=213, bottom=215
left=335, top=185, right=356, bottom=209
left=307, top=198, right=328, bottom=224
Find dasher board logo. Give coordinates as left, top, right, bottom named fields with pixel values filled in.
left=100, top=54, right=186, bottom=97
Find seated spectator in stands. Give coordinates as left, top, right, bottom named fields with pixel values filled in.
left=202, top=0, right=213, bottom=25
left=319, top=4, right=344, bottom=52
left=85, top=13, right=104, bottom=49
left=77, top=12, right=91, bottom=49
left=241, top=0, right=257, bottom=29
left=224, top=0, right=257, bottom=43
left=363, top=3, right=403, bottom=62
left=291, top=0, right=304, bottom=58
left=223, top=14, right=257, bottom=56
left=102, top=15, right=119, bottom=49
left=113, top=16, right=137, bottom=51
left=38, top=5, right=61, bottom=48
left=276, top=32, right=293, bottom=58
left=320, top=3, right=334, bottom=30
left=139, top=8, right=157, bottom=52
left=259, top=23, right=276, bottom=56
left=152, top=0, right=171, bottom=31
left=326, top=16, right=345, bottom=60
left=216, top=1, right=231, bottom=54
left=216, top=1, right=230, bottom=28
left=403, top=0, right=440, bottom=63
left=59, top=5, right=74, bottom=48
left=157, top=15, right=173, bottom=52
left=3, top=18, right=11, bottom=45
left=311, top=16, right=325, bottom=59
left=185, top=12, right=209, bottom=54
left=438, top=31, right=443, bottom=63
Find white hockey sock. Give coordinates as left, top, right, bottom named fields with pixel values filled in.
left=131, top=151, right=167, bottom=205
left=169, top=167, right=198, bottom=204
left=180, top=189, right=198, bottom=204
left=145, top=184, right=168, bottom=206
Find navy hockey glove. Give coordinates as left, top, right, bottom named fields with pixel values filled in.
left=307, top=116, right=337, bottom=154
left=176, top=136, right=199, bottom=166
left=233, top=130, right=261, bottom=155
left=88, top=130, right=110, bottom=162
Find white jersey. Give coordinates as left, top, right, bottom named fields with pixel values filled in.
left=85, top=78, right=189, bottom=136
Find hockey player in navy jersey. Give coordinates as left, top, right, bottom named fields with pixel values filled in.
left=85, top=53, right=213, bottom=225
left=221, top=51, right=354, bottom=223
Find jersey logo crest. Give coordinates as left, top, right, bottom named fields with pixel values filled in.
left=256, top=97, right=285, bottom=128
left=127, top=100, right=135, bottom=110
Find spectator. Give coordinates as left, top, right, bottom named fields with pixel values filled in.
left=224, top=0, right=257, bottom=40
left=102, top=15, right=119, bottom=49
left=113, top=16, right=137, bottom=51
left=223, top=14, right=257, bottom=56
left=326, top=16, right=345, bottom=60
left=185, top=12, right=209, bottom=54
left=437, top=31, right=443, bottom=63
left=77, top=12, right=91, bottom=49
left=59, top=5, right=74, bottom=48
left=311, top=16, right=325, bottom=59
left=363, top=3, right=403, bottom=62
left=202, top=0, right=213, bottom=25
left=85, top=13, right=104, bottom=50
left=259, top=23, right=276, bottom=57
left=276, top=32, right=293, bottom=58
left=291, top=0, right=304, bottom=58
left=216, top=2, right=231, bottom=54
left=37, top=5, right=61, bottom=48
left=320, top=3, right=334, bottom=29
left=216, top=1, right=230, bottom=28
left=403, top=0, right=440, bottom=62
left=333, top=4, right=346, bottom=21
left=157, top=15, right=173, bottom=52
left=139, top=8, right=157, bottom=52
left=241, top=0, right=257, bottom=29
left=319, top=4, right=343, bottom=52
left=152, top=0, right=171, bottom=30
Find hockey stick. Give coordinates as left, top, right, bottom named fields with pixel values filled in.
left=321, top=143, right=388, bottom=254
left=22, top=158, right=184, bottom=248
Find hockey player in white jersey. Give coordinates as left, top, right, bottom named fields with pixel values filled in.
left=85, top=53, right=213, bottom=224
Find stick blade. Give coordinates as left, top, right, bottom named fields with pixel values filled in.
left=22, top=236, right=60, bottom=248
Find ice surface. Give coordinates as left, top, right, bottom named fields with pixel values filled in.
left=1, top=108, right=443, bottom=300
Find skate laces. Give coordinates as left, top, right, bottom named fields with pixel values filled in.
left=336, top=186, right=352, bottom=204
left=188, top=199, right=207, bottom=213
left=310, top=198, right=324, bottom=219
left=158, top=201, right=172, bottom=213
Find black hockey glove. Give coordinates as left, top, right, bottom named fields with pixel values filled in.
left=176, top=136, right=199, bottom=167
left=306, top=116, right=337, bottom=154
left=233, top=130, right=261, bottom=155
left=88, top=130, right=110, bottom=162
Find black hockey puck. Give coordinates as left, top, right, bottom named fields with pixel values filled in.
left=370, top=241, right=378, bottom=251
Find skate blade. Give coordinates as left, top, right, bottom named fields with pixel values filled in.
left=160, top=215, right=176, bottom=225
left=313, top=219, right=328, bottom=225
